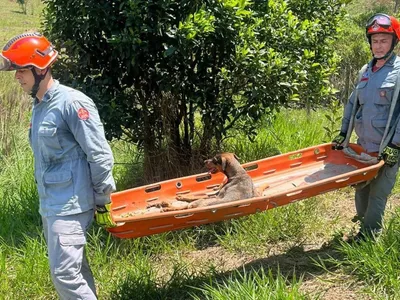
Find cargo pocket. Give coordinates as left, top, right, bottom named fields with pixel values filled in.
left=55, top=234, right=86, bottom=275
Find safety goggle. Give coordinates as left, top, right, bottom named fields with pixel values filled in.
left=366, top=13, right=392, bottom=29
left=0, top=54, right=11, bottom=71
left=0, top=53, right=31, bottom=71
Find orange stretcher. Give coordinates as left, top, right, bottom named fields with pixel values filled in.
left=107, top=143, right=384, bottom=239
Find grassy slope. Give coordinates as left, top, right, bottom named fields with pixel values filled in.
left=0, top=0, right=43, bottom=43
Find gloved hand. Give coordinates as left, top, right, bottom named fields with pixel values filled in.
left=95, top=203, right=117, bottom=228
left=332, top=132, right=346, bottom=150
left=380, top=143, right=400, bottom=167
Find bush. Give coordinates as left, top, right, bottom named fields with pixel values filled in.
left=43, top=0, right=346, bottom=181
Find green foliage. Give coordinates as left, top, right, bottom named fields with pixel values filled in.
left=323, top=210, right=400, bottom=298
left=331, top=14, right=370, bottom=104
left=323, top=98, right=343, bottom=142
left=42, top=0, right=346, bottom=180
left=0, top=73, right=31, bottom=159
left=224, top=108, right=327, bottom=160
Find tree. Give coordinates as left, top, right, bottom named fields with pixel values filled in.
left=43, top=0, right=346, bottom=182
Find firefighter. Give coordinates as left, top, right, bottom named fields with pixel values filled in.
left=333, top=14, right=400, bottom=243
left=0, top=32, right=116, bottom=299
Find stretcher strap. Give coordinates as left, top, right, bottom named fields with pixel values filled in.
left=342, top=64, right=367, bottom=148
left=342, top=147, right=379, bottom=165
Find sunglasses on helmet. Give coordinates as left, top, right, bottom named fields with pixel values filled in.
left=0, top=54, right=12, bottom=71
left=366, top=13, right=392, bottom=29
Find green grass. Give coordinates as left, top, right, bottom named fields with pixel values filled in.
left=315, top=209, right=400, bottom=299
left=0, top=0, right=43, bottom=43
left=191, top=268, right=306, bottom=300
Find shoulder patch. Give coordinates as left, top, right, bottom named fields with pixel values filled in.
left=78, top=108, right=90, bottom=120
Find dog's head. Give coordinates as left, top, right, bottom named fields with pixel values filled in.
left=204, top=153, right=240, bottom=174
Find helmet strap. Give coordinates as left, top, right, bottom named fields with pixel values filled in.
left=374, top=51, right=393, bottom=60
left=29, top=68, right=49, bottom=98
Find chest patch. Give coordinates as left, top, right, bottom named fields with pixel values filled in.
left=78, top=108, right=90, bottom=120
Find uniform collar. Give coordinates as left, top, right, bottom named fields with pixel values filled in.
left=41, top=80, right=60, bottom=103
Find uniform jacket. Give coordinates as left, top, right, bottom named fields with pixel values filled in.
left=29, top=80, right=116, bottom=217
left=341, top=53, right=400, bottom=153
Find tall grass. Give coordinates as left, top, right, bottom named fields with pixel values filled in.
left=224, top=109, right=327, bottom=163
left=0, top=73, right=32, bottom=158
left=317, top=210, right=400, bottom=299
left=191, top=268, right=306, bottom=300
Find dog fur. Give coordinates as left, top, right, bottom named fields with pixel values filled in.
left=146, top=152, right=268, bottom=212
left=178, top=152, right=268, bottom=208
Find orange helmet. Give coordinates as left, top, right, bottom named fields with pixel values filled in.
left=0, top=32, right=58, bottom=71
left=366, top=13, right=400, bottom=40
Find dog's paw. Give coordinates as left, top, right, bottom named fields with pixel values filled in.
left=170, top=200, right=189, bottom=210
left=188, top=200, right=202, bottom=209
left=189, top=199, right=218, bottom=208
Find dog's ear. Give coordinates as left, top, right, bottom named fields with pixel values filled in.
left=221, top=156, right=227, bottom=172
left=234, top=154, right=240, bottom=161
left=212, top=154, right=222, bottom=165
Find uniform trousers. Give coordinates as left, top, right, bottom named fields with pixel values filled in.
left=42, top=210, right=97, bottom=299
left=355, top=161, right=399, bottom=233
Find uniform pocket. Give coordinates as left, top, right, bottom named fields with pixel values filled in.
left=44, top=171, right=72, bottom=184
left=371, top=119, right=388, bottom=136
left=43, top=171, right=75, bottom=208
left=38, top=122, right=63, bottom=161
left=376, top=82, right=395, bottom=105
left=38, top=123, right=62, bottom=149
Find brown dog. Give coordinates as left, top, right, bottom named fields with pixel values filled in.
left=177, top=152, right=268, bottom=208
left=146, top=153, right=268, bottom=212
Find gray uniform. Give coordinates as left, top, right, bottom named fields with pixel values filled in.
left=29, top=80, right=116, bottom=299
left=340, top=53, right=400, bottom=233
